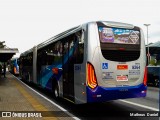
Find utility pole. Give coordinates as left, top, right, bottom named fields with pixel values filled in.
left=144, top=24, right=151, bottom=65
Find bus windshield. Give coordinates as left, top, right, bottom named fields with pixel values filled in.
left=98, top=27, right=140, bottom=44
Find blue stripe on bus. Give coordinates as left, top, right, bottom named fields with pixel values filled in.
left=40, top=40, right=78, bottom=88
left=41, top=64, right=62, bottom=88
left=86, top=84, right=147, bottom=103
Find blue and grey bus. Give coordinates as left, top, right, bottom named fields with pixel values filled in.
left=8, top=58, right=19, bottom=75
left=19, top=21, right=147, bottom=104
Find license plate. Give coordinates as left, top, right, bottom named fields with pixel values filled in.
left=116, top=75, right=128, bottom=81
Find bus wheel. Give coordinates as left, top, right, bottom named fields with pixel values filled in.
left=53, top=82, right=59, bottom=99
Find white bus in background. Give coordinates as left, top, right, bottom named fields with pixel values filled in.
left=19, top=21, right=147, bottom=104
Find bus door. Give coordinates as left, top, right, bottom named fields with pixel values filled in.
left=62, top=36, right=75, bottom=102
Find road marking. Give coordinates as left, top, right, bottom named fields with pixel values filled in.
left=12, top=74, right=80, bottom=120
left=119, top=100, right=159, bottom=111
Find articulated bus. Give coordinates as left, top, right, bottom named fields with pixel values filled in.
left=8, top=58, right=19, bottom=75
left=19, top=21, right=147, bottom=104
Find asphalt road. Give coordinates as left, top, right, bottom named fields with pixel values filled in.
left=119, top=86, right=159, bottom=110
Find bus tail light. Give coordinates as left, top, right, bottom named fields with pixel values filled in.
left=143, top=66, right=147, bottom=86
left=87, top=63, right=98, bottom=89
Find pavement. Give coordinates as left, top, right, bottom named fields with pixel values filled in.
left=0, top=72, right=74, bottom=120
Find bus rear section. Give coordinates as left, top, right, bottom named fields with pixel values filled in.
left=86, top=21, right=147, bottom=103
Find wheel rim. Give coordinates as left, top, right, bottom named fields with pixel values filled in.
left=54, top=86, right=59, bottom=98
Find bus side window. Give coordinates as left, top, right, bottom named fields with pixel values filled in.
left=74, top=30, right=84, bottom=64
left=53, top=41, right=63, bottom=64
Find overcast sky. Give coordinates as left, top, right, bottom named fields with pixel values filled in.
left=0, top=0, right=160, bottom=57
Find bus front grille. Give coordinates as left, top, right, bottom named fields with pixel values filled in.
left=101, top=50, right=140, bottom=62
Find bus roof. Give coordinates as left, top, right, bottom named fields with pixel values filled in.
left=37, top=25, right=82, bottom=50
left=97, top=21, right=134, bottom=29
left=20, top=21, right=136, bottom=57
left=20, top=25, right=82, bottom=57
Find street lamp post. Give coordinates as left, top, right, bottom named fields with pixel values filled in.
left=144, top=24, right=151, bottom=65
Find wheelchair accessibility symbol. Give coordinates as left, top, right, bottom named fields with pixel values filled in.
left=102, top=63, right=108, bottom=69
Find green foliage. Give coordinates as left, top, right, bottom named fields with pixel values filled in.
left=149, top=59, right=160, bottom=66
left=149, top=59, right=156, bottom=66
